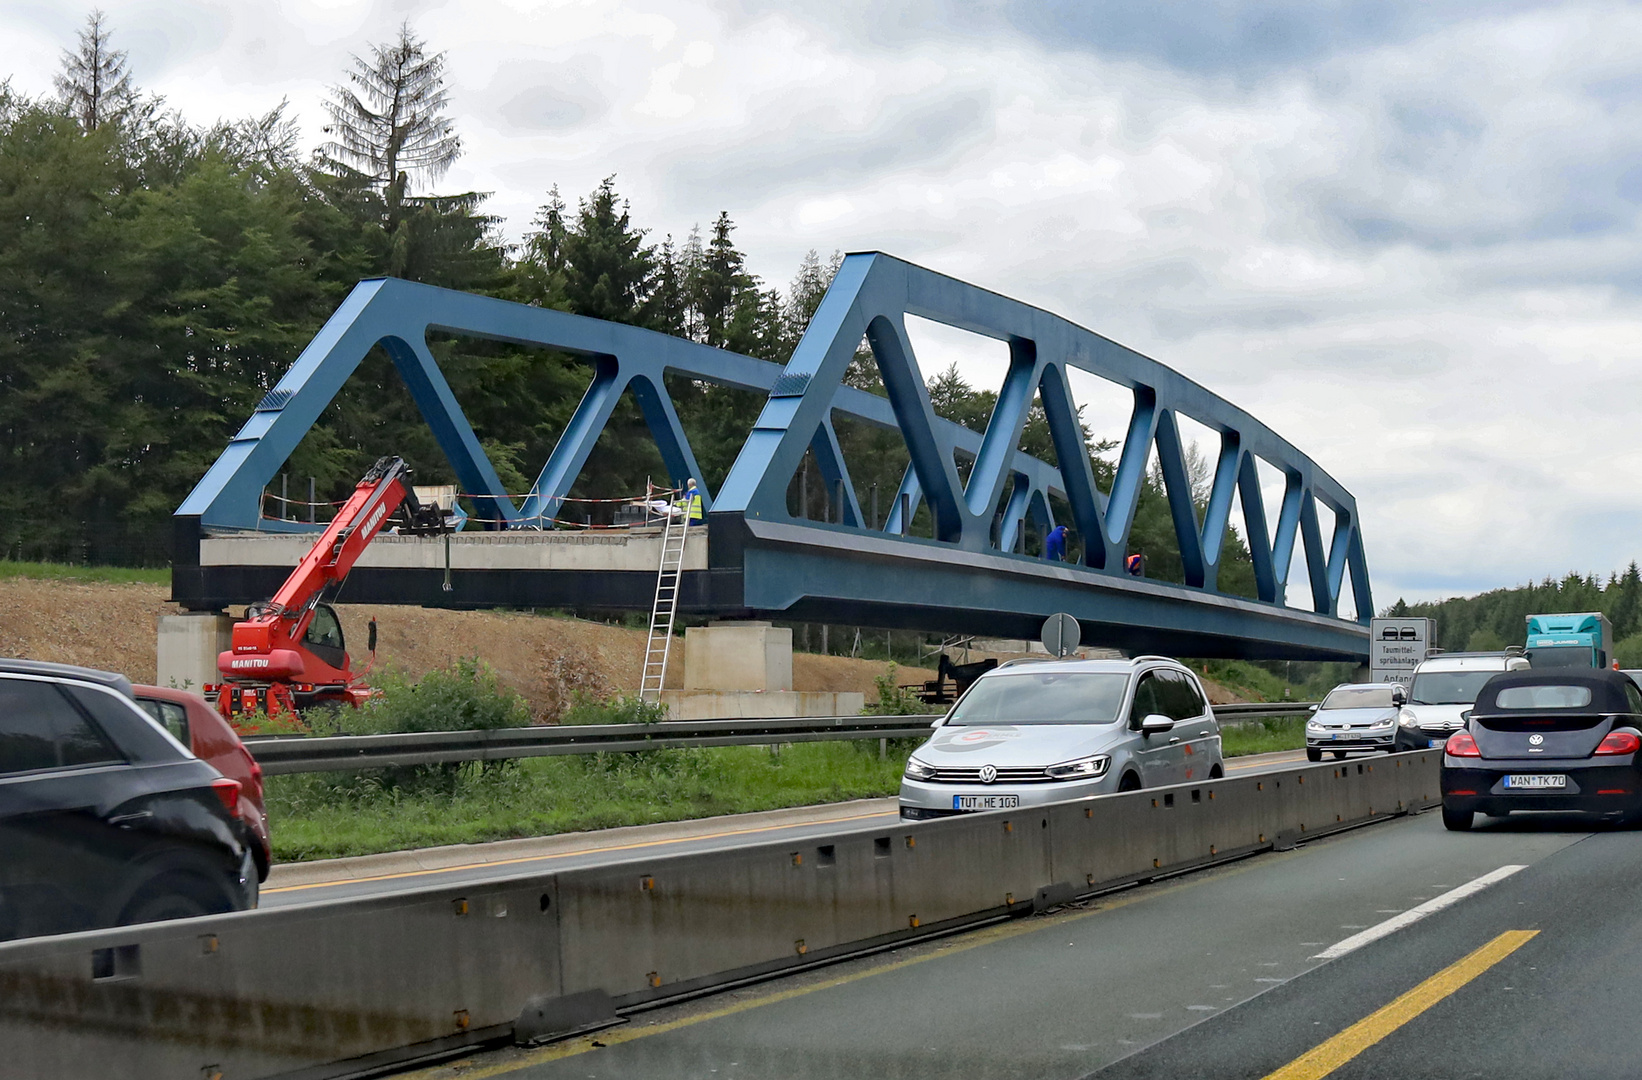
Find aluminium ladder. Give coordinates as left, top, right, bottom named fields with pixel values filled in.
left=639, top=492, right=689, bottom=703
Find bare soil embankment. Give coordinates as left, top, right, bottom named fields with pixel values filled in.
left=0, top=578, right=930, bottom=717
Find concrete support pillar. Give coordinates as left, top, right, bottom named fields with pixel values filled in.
left=684, top=622, right=793, bottom=691
left=156, top=613, right=234, bottom=693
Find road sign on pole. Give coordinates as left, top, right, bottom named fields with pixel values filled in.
left=1369, top=617, right=1434, bottom=685
left=1041, top=613, right=1081, bottom=658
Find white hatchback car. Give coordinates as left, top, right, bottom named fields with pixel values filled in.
left=898, top=656, right=1224, bottom=821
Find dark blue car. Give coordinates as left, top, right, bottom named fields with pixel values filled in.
left=1440, top=668, right=1642, bottom=831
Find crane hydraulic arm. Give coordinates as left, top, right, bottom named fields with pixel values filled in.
left=215, top=456, right=446, bottom=720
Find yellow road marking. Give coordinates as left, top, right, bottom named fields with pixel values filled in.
left=404, top=852, right=1293, bottom=1079
left=263, top=809, right=897, bottom=894
left=1262, top=929, right=1539, bottom=1080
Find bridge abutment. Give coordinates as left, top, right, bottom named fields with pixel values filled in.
left=155, top=612, right=233, bottom=693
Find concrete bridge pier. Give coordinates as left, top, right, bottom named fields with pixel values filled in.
left=155, top=612, right=233, bottom=693
left=662, top=621, right=864, bottom=719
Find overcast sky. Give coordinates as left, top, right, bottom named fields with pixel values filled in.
left=6, top=0, right=1642, bottom=613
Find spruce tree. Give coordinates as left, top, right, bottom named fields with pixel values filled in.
left=694, top=212, right=749, bottom=349
left=54, top=9, right=134, bottom=132
left=319, top=22, right=461, bottom=231
left=559, top=177, right=652, bottom=323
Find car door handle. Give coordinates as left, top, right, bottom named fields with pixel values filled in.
left=1168, top=737, right=1181, bottom=744
left=108, top=810, right=152, bottom=826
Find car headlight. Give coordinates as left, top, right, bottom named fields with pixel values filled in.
left=1398, top=710, right=1419, bottom=728
left=904, top=757, right=937, bottom=781
left=1369, top=718, right=1393, bottom=729
left=1045, top=754, right=1110, bottom=780
left=1306, top=719, right=1324, bottom=731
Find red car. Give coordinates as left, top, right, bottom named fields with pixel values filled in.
left=133, top=686, right=271, bottom=884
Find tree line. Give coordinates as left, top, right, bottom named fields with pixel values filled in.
left=1391, top=564, right=1642, bottom=667
left=2, top=12, right=1262, bottom=603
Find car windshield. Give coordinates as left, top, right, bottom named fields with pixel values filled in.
left=1320, top=685, right=1397, bottom=710
left=945, top=671, right=1129, bottom=726
left=1526, top=646, right=1591, bottom=670
left=1409, top=670, right=1496, bottom=706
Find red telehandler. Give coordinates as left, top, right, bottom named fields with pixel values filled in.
left=213, top=456, right=447, bottom=724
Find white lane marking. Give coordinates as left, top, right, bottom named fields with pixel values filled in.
left=1312, top=864, right=1527, bottom=960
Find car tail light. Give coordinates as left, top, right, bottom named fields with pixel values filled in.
left=1445, top=731, right=1480, bottom=757
left=210, top=777, right=243, bottom=819
left=1596, top=731, right=1641, bottom=756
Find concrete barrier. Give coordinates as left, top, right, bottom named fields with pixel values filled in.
left=0, top=753, right=1441, bottom=1080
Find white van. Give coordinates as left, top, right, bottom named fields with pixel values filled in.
left=1392, top=651, right=1530, bottom=751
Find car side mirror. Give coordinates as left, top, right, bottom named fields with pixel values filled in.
left=1140, top=713, right=1175, bottom=735
left=930, top=713, right=946, bottom=728
left=1308, top=704, right=1319, bottom=713
left=1392, top=689, right=1407, bottom=706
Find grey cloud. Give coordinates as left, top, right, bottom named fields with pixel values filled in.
left=490, top=61, right=609, bottom=132
left=736, top=0, right=1549, bottom=81
left=663, top=90, right=993, bottom=205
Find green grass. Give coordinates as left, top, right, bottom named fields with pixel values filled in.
left=0, top=560, right=169, bottom=585
left=265, top=740, right=913, bottom=862
left=1220, top=717, right=1306, bottom=756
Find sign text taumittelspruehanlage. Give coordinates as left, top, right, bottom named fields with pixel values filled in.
left=1369, top=617, right=1434, bottom=685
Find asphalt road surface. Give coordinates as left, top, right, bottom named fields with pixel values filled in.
left=1091, top=816, right=1642, bottom=1080
left=263, top=749, right=1313, bottom=908
left=399, top=801, right=1600, bottom=1080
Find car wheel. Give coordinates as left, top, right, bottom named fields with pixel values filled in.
left=1441, top=805, right=1474, bottom=832
left=1331, top=750, right=1348, bottom=760
left=117, top=873, right=234, bottom=927
left=1118, top=772, right=1142, bottom=792
left=1306, top=748, right=1322, bottom=762
left=1208, top=764, right=1224, bottom=780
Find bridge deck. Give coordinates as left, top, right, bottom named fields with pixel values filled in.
left=171, top=514, right=1366, bottom=660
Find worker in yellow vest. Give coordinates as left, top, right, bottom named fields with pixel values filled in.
left=677, top=478, right=704, bottom=524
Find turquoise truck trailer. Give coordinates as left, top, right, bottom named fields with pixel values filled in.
left=1524, top=612, right=1615, bottom=669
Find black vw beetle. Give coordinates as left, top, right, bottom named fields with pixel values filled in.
left=1441, top=668, right=1642, bottom=831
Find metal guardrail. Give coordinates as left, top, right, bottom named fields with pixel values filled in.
left=243, top=704, right=1319, bottom=775
left=0, top=752, right=1441, bottom=1078
left=245, top=715, right=942, bottom=775
left=1214, top=701, right=1317, bottom=719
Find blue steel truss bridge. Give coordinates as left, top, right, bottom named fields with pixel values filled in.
left=173, top=252, right=1371, bottom=661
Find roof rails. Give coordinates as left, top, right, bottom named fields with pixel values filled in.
left=1130, top=655, right=1180, bottom=665
left=1422, top=647, right=1524, bottom=660
left=998, top=656, right=1059, bottom=668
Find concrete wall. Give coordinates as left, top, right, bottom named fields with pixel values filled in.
left=683, top=623, right=792, bottom=692
left=154, top=613, right=234, bottom=692
left=0, top=754, right=1442, bottom=1080
left=659, top=690, right=866, bottom=720
left=199, top=527, right=708, bottom=573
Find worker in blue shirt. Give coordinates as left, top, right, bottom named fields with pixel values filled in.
left=1044, top=524, right=1068, bottom=562
left=681, top=478, right=703, bottom=524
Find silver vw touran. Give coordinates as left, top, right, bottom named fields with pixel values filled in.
left=898, top=656, right=1224, bottom=820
